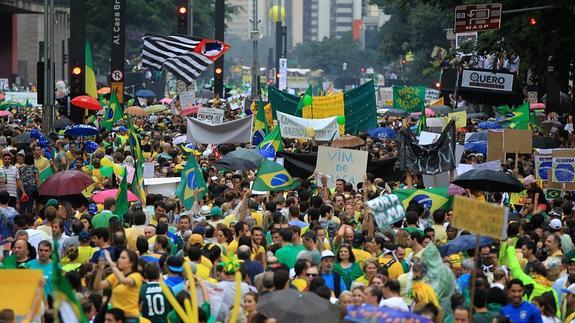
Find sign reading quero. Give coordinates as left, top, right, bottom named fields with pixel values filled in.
left=460, top=69, right=514, bottom=92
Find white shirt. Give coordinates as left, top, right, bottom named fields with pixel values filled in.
left=380, top=296, right=409, bottom=312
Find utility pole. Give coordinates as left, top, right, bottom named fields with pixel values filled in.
left=274, top=0, right=282, bottom=87
left=213, top=0, right=225, bottom=98
left=42, top=0, right=55, bottom=132
left=250, top=0, right=260, bottom=98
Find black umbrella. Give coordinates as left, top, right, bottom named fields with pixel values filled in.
left=211, top=148, right=263, bottom=170
left=451, top=169, right=525, bottom=192
left=54, top=117, right=73, bottom=130
left=383, top=108, right=408, bottom=117
left=439, top=235, right=496, bottom=257
left=533, top=136, right=561, bottom=149
left=257, top=289, right=339, bottom=323
left=541, top=120, right=562, bottom=133
left=14, top=131, right=32, bottom=144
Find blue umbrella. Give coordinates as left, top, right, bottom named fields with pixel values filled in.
left=135, top=89, right=157, bottom=98
left=465, top=131, right=487, bottom=143
left=478, top=121, right=502, bottom=129
left=345, top=304, right=430, bottom=323
left=439, top=235, right=496, bottom=257
left=367, top=127, right=396, bottom=140
left=64, top=124, right=99, bottom=137
left=464, top=142, right=487, bottom=155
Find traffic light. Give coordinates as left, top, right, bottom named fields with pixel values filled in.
left=435, top=81, right=441, bottom=89
left=176, top=0, right=188, bottom=35
left=70, top=64, right=83, bottom=96
left=215, top=67, right=223, bottom=75
left=529, top=17, right=537, bottom=26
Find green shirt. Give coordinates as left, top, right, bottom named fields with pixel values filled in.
left=275, top=243, right=306, bottom=268
left=140, top=282, right=170, bottom=323
left=91, top=210, right=119, bottom=229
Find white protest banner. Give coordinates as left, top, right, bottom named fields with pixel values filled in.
left=277, top=111, right=340, bottom=141
left=366, top=194, right=405, bottom=228
left=316, top=146, right=368, bottom=188
left=179, top=91, right=195, bottom=108
left=535, top=154, right=552, bottom=181
left=5, top=92, right=37, bottom=106
left=472, top=160, right=501, bottom=171
left=197, top=107, right=224, bottom=124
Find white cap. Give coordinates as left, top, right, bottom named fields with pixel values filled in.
left=200, top=205, right=210, bottom=216
left=321, top=250, right=335, bottom=259
left=549, top=218, right=562, bottom=230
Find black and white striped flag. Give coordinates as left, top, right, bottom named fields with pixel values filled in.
left=141, top=34, right=229, bottom=84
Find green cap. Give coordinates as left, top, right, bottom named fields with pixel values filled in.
left=46, top=198, right=59, bottom=207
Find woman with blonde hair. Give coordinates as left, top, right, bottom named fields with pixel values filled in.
left=355, top=259, right=379, bottom=286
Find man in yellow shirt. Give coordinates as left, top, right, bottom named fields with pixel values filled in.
left=33, top=144, right=50, bottom=172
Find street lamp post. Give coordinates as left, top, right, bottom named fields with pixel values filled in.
left=250, top=0, right=260, bottom=98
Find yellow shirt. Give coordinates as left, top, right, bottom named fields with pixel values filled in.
left=251, top=246, right=265, bottom=261
left=125, top=226, right=146, bottom=251
left=250, top=211, right=263, bottom=226
left=228, top=240, right=239, bottom=255
left=184, top=256, right=213, bottom=270
left=106, top=272, right=143, bottom=317
left=292, top=278, right=307, bottom=291
left=34, top=156, right=50, bottom=171
left=78, top=246, right=98, bottom=264
left=352, top=248, right=373, bottom=268
left=355, top=275, right=369, bottom=286
left=378, top=255, right=405, bottom=279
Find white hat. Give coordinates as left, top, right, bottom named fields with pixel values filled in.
left=200, top=205, right=210, bottom=216
left=549, top=218, right=562, bottom=230
left=321, top=250, right=335, bottom=259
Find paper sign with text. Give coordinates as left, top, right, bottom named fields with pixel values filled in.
left=535, top=154, right=552, bottom=181
left=316, top=146, right=368, bottom=188
left=277, top=111, right=340, bottom=141
left=197, top=107, right=224, bottom=124
left=451, top=196, right=509, bottom=239
left=366, top=194, right=406, bottom=228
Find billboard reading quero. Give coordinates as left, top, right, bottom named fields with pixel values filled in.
left=460, top=69, right=514, bottom=92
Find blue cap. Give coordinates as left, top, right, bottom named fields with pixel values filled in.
left=88, top=203, right=98, bottom=215
left=117, top=126, right=127, bottom=132
left=192, top=226, right=206, bottom=235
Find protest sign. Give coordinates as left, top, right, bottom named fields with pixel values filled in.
left=277, top=111, right=340, bottom=141
left=552, top=149, right=575, bottom=183
left=366, top=194, right=405, bottom=228
left=451, top=196, right=509, bottom=239
left=487, top=130, right=504, bottom=162
left=535, top=154, right=552, bottom=181
left=503, top=129, right=532, bottom=153
left=5, top=91, right=37, bottom=106
left=301, top=92, right=345, bottom=135
left=316, top=146, right=368, bottom=188
left=546, top=188, right=561, bottom=200
left=392, top=86, right=425, bottom=112
left=422, top=171, right=450, bottom=188
left=179, top=91, right=194, bottom=108
left=0, top=270, right=43, bottom=317
left=425, top=88, right=440, bottom=103
left=444, top=110, right=467, bottom=128
left=197, top=107, right=224, bottom=124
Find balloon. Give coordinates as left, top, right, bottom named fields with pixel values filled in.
left=305, top=127, right=316, bottom=138
left=268, top=5, right=285, bottom=22
left=84, top=141, right=98, bottom=154
left=100, top=166, right=113, bottom=177
left=100, top=157, right=113, bottom=167
left=337, top=115, right=346, bottom=125
left=303, top=95, right=312, bottom=106
left=113, top=164, right=124, bottom=177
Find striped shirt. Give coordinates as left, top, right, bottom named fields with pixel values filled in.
left=0, top=166, right=19, bottom=197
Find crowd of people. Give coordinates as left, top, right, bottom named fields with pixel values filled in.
left=0, top=97, right=573, bottom=323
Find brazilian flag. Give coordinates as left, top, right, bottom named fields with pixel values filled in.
left=496, top=103, right=529, bottom=130
left=176, top=156, right=207, bottom=209
left=393, top=187, right=451, bottom=214
left=102, top=90, right=124, bottom=131
left=114, top=167, right=129, bottom=220
left=252, top=159, right=300, bottom=192
left=252, top=96, right=269, bottom=146
left=51, top=239, right=89, bottom=323
left=126, top=119, right=146, bottom=203
left=258, top=127, right=284, bottom=157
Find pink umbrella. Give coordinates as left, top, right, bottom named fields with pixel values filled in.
left=181, top=105, right=200, bottom=116
left=530, top=102, right=545, bottom=111
left=160, top=98, right=173, bottom=104
left=411, top=108, right=435, bottom=117
left=0, top=111, right=12, bottom=117
left=92, top=189, right=139, bottom=204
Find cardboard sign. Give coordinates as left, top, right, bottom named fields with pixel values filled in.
left=444, top=110, right=467, bottom=128
left=197, top=107, right=224, bottom=124
left=316, top=146, right=368, bottom=188
left=366, top=194, right=406, bottom=228
left=451, top=196, right=509, bottom=239
left=535, top=154, right=552, bottom=181
left=552, top=149, right=575, bottom=183
left=179, top=91, right=195, bottom=108
left=487, top=130, right=504, bottom=162
left=503, top=129, right=532, bottom=153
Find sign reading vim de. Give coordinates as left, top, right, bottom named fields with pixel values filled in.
left=454, top=3, right=502, bottom=33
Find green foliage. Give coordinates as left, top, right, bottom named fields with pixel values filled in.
left=290, top=34, right=381, bottom=76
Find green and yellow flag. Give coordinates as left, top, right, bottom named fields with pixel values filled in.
left=85, top=38, right=97, bottom=98
left=252, top=96, right=269, bottom=146
left=252, top=159, right=300, bottom=192
left=496, top=103, right=529, bottom=130
left=393, top=187, right=451, bottom=214
left=258, top=127, right=284, bottom=156
left=114, top=167, right=129, bottom=220
left=102, top=90, right=124, bottom=131
left=51, top=239, right=89, bottom=323
left=176, top=156, right=207, bottom=209
left=126, top=119, right=146, bottom=203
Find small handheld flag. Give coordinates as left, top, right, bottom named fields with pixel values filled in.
left=252, top=159, right=300, bottom=192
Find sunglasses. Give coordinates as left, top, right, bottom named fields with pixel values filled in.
left=306, top=273, right=318, bottom=277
